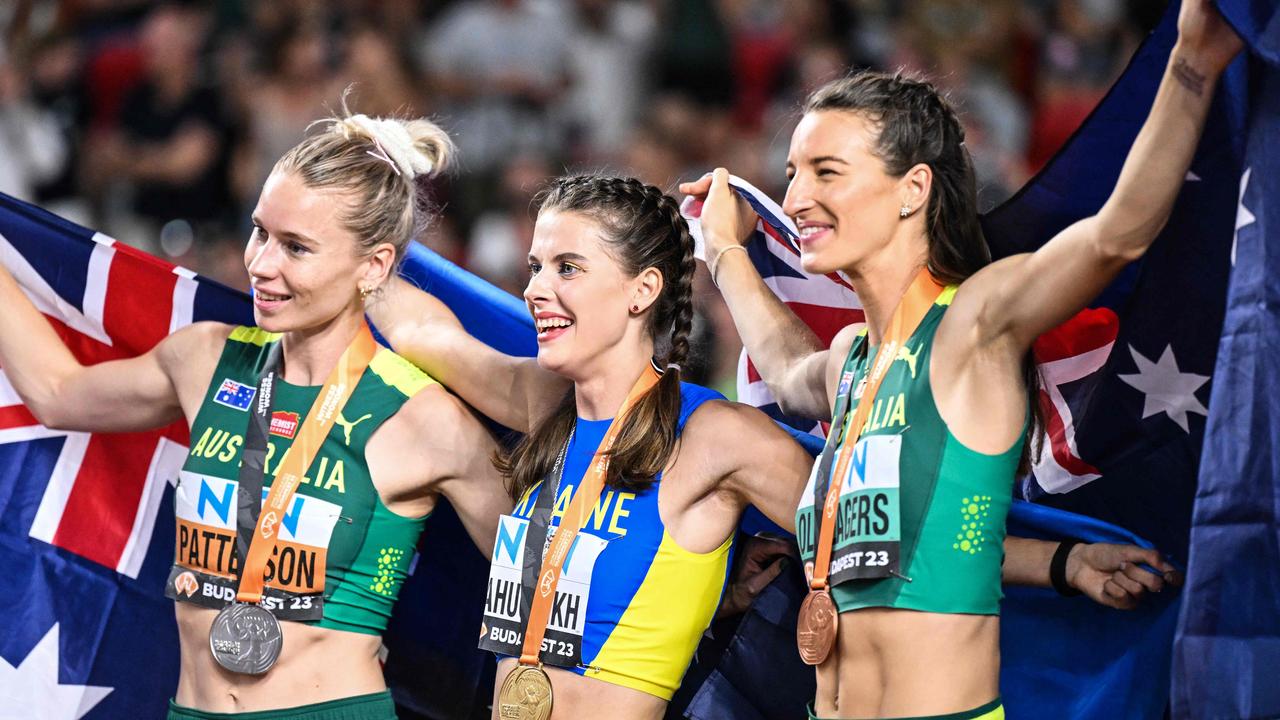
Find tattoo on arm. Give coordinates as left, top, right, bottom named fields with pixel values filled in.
left=1173, top=57, right=1206, bottom=97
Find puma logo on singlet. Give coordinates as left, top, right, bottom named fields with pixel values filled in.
left=896, top=344, right=922, bottom=378
left=335, top=412, right=372, bottom=445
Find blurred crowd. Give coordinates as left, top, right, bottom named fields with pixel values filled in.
left=0, top=0, right=1161, bottom=395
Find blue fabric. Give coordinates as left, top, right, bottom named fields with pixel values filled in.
left=1171, top=1, right=1280, bottom=718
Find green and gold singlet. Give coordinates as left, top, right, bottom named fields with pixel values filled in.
left=795, top=287, right=1026, bottom=615
left=164, top=326, right=436, bottom=635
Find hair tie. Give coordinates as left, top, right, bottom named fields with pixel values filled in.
left=666, top=362, right=681, bottom=373
left=346, top=114, right=433, bottom=180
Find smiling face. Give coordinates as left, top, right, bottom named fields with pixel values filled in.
left=244, top=170, right=385, bottom=333
left=523, top=210, right=656, bottom=379
left=783, top=110, right=911, bottom=277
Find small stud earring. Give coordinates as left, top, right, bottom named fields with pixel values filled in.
left=359, top=285, right=373, bottom=300
left=900, top=204, right=911, bottom=218
left=630, top=304, right=640, bottom=313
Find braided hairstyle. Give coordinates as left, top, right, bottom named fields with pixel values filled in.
left=497, top=175, right=696, bottom=500
left=805, top=71, right=1043, bottom=474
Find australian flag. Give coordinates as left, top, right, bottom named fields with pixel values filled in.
left=0, top=199, right=247, bottom=717
left=1173, top=0, right=1279, bottom=717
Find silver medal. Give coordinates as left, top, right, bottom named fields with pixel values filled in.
left=209, top=603, right=283, bottom=675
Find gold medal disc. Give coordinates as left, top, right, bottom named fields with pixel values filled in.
left=796, top=589, right=838, bottom=665
left=497, top=664, right=553, bottom=720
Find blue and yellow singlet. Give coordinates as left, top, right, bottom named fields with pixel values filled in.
left=479, top=383, right=733, bottom=700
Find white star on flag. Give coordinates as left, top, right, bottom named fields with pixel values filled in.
left=1118, top=344, right=1210, bottom=433
left=1233, top=167, right=1256, bottom=266
left=0, top=624, right=113, bottom=719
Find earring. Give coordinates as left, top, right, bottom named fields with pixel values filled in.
left=900, top=204, right=911, bottom=218
left=630, top=304, right=640, bottom=313
left=359, top=285, right=373, bottom=300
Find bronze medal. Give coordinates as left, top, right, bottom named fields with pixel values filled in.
left=497, top=664, right=553, bottom=720
left=796, top=589, right=838, bottom=666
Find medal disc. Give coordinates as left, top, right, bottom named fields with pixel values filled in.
left=209, top=603, right=283, bottom=675
left=497, top=665, right=553, bottom=720
left=796, top=589, right=838, bottom=666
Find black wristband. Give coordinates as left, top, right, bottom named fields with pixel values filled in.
left=1050, top=540, right=1083, bottom=597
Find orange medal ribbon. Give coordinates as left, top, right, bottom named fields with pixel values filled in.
left=235, top=322, right=378, bottom=604
left=516, top=364, right=660, bottom=667
left=798, top=268, right=944, bottom=665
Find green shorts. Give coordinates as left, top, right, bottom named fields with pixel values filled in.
left=808, top=697, right=1003, bottom=720
left=167, top=691, right=396, bottom=720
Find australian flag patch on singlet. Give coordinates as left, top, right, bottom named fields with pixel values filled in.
left=213, top=379, right=256, bottom=411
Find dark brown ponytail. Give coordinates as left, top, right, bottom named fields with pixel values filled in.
left=496, top=175, right=697, bottom=500
left=805, top=71, right=1042, bottom=474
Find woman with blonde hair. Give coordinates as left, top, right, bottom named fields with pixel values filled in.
left=0, top=112, right=510, bottom=719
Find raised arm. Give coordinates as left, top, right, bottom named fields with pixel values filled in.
left=679, top=170, right=832, bottom=421
left=382, top=384, right=514, bottom=558
left=0, top=260, right=223, bottom=432
left=689, top=401, right=814, bottom=534
left=369, top=275, right=568, bottom=432
left=957, top=0, right=1243, bottom=350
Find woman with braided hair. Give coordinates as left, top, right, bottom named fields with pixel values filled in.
left=0, top=109, right=512, bottom=719
left=679, top=1, right=1240, bottom=718
left=369, top=174, right=813, bottom=719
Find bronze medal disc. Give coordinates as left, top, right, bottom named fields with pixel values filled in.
left=497, top=664, right=554, bottom=720
left=796, top=589, right=838, bottom=666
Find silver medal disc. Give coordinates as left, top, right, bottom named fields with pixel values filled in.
left=209, top=603, right=283, bottom=675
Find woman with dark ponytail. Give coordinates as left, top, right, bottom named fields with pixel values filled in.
left=679, top=2, right=1240, bottom=718
left=370, top=174, right=813, bottom=719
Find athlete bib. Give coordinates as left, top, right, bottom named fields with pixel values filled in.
left=799, top=435, right=901, bottom=584
left=166, top=470, right=341, bottom=620
left=479, top=513, right=609, bottom=667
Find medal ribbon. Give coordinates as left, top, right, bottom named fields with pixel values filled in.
left=809, top=268, right=944, bottom=591
left=517, top=364, right=661, bottom=667
left=233, top=322, right=378, bottom=604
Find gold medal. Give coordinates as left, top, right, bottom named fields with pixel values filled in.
left=497, top=664, right=553, bottom=720
left=796, top=588, right=838, bottom=666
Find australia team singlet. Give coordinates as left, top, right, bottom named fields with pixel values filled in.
left=165, top=326, right=436, bottom=635
left=796, top=287, right=1026, bottom=615
left=479, top=382, right=733, bottom=700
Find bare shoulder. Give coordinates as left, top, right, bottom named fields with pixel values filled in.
left=156, top=321, right=234, bottom=390
left=942, top=255, right=1029, bottom=334
left=937, top=255, right=1032, bottom=362
left=679, top=398, right=787, bottom=454
left=824, top=321, right=865, bottom=391
left=395, top=380, right=473, bottom=431
left=828, top=322, right=863, bottom=368
left=383, top=377, right=493, bottom=458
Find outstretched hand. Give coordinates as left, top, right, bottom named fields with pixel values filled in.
left=1176, top=0, right=1244, bottom=75
left=1067, top=542, right=1182, bottom=610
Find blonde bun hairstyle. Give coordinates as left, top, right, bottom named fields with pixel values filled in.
left=274, top=105, right=454, bottom=266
